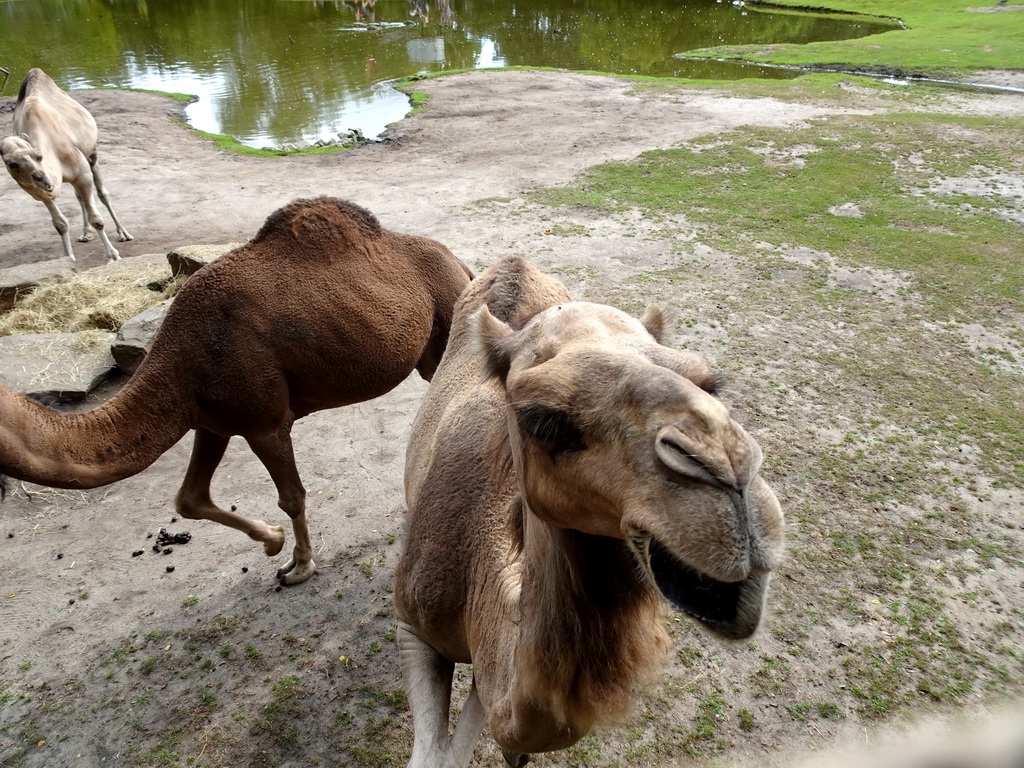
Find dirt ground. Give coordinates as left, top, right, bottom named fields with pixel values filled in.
left=0, top=71, right=1022, bottom=767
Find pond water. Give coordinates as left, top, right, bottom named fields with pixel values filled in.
left=0, top=0, right=897, bottom=148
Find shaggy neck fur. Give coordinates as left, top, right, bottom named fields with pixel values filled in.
left=507, top=497, right=669, bottom=743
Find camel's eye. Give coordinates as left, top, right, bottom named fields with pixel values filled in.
left=34, top=153, right=42, bottom=162
left=6, top=162, right=16, bottom=171
left=516, top=406, right=586, bottom=456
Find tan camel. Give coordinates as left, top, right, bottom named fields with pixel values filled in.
left=1, top=68, right=132, bottom=262
left=395, top=256, right=785, bottom=767
left=0, top=197, right=472, bottom=585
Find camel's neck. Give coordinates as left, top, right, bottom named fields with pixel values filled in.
left=0, top=369, right=194, bottom=490
left=499, top=505, right=669, bottom=749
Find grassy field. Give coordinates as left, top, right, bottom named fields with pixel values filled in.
left=679, top=0, right=1024, bottom=78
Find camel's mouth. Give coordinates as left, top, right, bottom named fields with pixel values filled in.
left=632, top=535, right=767, bottom=641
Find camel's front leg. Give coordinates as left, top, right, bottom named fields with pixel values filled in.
left=397, top=622, right=486, bottom=768
left=175, top=428, right=286, bottom=561
left=89, top=159, right=132, bottom=242
left=245, top=426, right=315, bottom=585
left=41, top=198, right=76, bottom=261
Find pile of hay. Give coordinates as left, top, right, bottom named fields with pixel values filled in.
left=0, top=263, right=185, bottom=337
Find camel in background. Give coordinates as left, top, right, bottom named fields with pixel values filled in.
left=0, top=197, right=472, bottom=585
left=1, top=68, right=132, bottom=262
left=395, top=256, right=785, bottom=767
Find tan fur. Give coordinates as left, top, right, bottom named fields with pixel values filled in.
left=2, top=69, right=133, bottom=262
left=395, top=256, right=784, bottom=766
left=0, top=197, right=472, bottom=584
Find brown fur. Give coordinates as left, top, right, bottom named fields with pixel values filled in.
left=1, top=68, right=132, bottom=262
left=395, top=256, right=784, bottom=766
left=0, top=197, right=472, bottom=584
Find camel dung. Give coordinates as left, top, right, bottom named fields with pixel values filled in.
left=156, top=528, right=191, bottom=547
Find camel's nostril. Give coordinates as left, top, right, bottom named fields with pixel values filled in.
left=654, top=425, right=722, bottom=486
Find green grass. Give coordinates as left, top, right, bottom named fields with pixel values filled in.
left=97, top=86, right=196, bottom=102
left=533, top=112, right=1024, bottom=320
left=677, top=0, right=1024, bottom=78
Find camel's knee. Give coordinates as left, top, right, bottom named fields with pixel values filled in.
left=278, top=488, right=306, bottom=520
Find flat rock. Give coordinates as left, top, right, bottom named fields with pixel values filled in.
left=112, top=299, right=172, bottom=374
left=0, top=331, right=117, bottom=402
left=84, top=252, right=172, bottom=286
left=0, top=259, right=74, bottom=313
left=167, top=243, right=242, bottom=277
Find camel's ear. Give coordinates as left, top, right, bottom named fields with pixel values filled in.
left=640, top=304, right=665, bottom=344
left=20, top=133, right=30, bottom=142
left=474, top=305, right=515, bottom=380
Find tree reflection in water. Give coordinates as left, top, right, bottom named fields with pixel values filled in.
left=0, top=0, right=897, bottom=147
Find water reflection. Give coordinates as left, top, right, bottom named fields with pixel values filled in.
left=0, top=0, right=897, bottom=148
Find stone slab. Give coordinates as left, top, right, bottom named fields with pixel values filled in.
left=112, top=299, right=172, bottom=374
left=0, top=332, right=117, bottom=402
left=0, top=259, right=74, bottom=313
left=166, top=243, right=242, bottom=278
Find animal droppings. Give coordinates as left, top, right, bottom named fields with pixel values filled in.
left=162, top=547, right=173, bottom=555
left=56, top=553, right=63, bottom=560
left=230, top=505, right=237, bottom=512
left=166, top=565, right=175, bottom=573
left=131, top=550, right=144, bottom=557
left=275, top=585, right=283, bottom=592
left=7, top=533, right=13, bottom=539
left=68, top=598, right=75, bottom=605
left=156, top=528, right=191, bottom=547
left=152, top=545, right=162, bottom=553
left=171, top=517, right=178, bottom=523
left=146, top=532, right=153, bottom=539
left=242, top=567, right=248, bottom=573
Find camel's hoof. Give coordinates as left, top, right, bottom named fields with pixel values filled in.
left=119, top=231, right=134, bottom=242
left=263, top=525, right=286, bottom=557
left=78, top=232, right=95, bottom=243
left=277, top=558, right=316, bottom=586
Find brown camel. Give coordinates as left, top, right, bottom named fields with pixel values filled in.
left=1, top=68, right=133, bottom=262
left=0, top=197, right=472, bottom=585
left=395, top=256, right=785, bottom=767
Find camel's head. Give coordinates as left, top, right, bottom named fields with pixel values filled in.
left=477, top=300, right=784, bottom=641
left=1, top=135, right=54, bottom=196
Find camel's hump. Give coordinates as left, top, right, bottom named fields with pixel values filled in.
left=250, top=197, right=382, bottom=247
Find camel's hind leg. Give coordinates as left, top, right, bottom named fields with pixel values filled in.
left=75, top=191, right=95, bottom=242
left=175, top=428, right=286, bottom=559
left=244, top=426, right=315, bottom=586
left=70, top=173, right=120, bottom=261
left=89, top=156, right=132, bottom=242
left=397, top=622, right=486, bottom=768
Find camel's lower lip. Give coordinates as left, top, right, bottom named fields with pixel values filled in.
left=639, top=536, right=766, bottom=641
